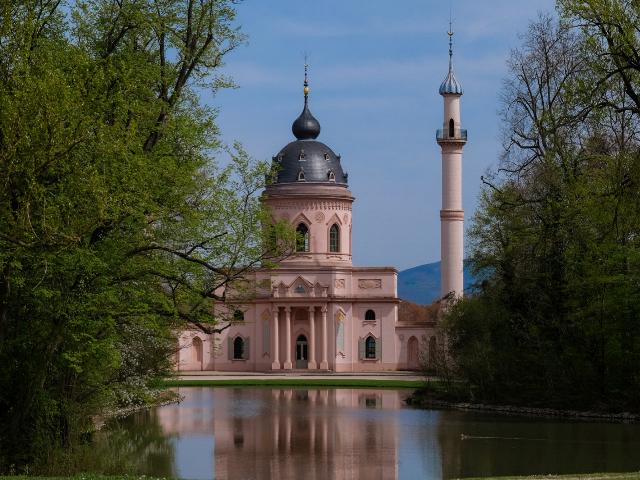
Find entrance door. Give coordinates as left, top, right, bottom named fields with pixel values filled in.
left=296, top=335, right=308, bottom=369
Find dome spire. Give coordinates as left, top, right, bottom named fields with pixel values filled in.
left=303, top=58, right=310, bottom=103
left=292, top=59, right=321, bottom=140
left=439, top=17, right=463, bottom=96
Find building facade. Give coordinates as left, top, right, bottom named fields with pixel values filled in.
left=177, top=42, right=464, bottom=372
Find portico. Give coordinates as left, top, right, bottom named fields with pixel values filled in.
left=271, top=305, right=329, bottom=371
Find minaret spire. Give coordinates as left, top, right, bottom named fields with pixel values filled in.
left=448, top=20, right=454, bottom=71
left=439, top=18, right=463, bottom=96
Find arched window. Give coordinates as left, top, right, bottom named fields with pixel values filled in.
left=329, top=224, right=340, bottom=252
left=233, top=309, right=244, bottom=322
left=449, top=118, right=455, bottom=138
left=296, top=223, right=310, bottom=252
left=328, top=170, right=336, bottom=182
left=365, top=336, right=376, bottom=359
left=365, top=309, right=376, bottom=321
left=233, top=337, right=244, bottom=360
left=193, top=337, right=203, bottom=367
left=297, top=169, right=306, bottom=181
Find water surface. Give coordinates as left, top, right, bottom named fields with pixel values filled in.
left=96, top=387, right=640, bottom=479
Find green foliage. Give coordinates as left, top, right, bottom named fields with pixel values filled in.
left=0, top=0, right=293, bottom=470
left=443, top=7, right=640, bottom=411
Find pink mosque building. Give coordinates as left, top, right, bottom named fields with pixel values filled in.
left=177, top=37, right=466, bottom=372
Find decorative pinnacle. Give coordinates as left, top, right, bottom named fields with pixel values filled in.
left=448, top=22, right=454, bottom=71
left=439, top=4, right=463, bottom=96
left=303, top=55, right=310, bottom=102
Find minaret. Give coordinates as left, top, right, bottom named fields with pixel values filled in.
left=437, top=25, right=466, bottom=300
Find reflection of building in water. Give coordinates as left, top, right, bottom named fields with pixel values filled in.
left=156, top=387, right=404, bottom=480
left=153, top=387, right=640, bottom=479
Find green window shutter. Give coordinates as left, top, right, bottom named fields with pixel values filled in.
left=243, top=337, right=250, bottom=360
left=358, top=338, right=364, bottom=360
left=375, top=336, right=381, bottom=360
left=228, top=337, right=233, bottom=360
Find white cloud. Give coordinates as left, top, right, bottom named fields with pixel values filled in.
left=271, top=15, right=442, bottom=39
left=224, top=50, right=507, bottom=95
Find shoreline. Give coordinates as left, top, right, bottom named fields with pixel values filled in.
left=406, top=393, right=640, bottom=423
left=92, top=389, right=181, bottom=430
left=161, top=377, right=639, bottom=422
left=160, top=378, right=423, bottom=389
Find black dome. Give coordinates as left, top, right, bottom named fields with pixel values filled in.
left=270, top=85, right=348, bottom=186
left=272, top=139, right=347, bottom=184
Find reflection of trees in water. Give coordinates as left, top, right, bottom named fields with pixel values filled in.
left=437, top=411, right=640, bottom=479
left=436, top=411, right=464, bottom=479
left=74, top=409, right=176, bottom=477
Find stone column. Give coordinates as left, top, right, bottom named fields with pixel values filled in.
left=284, top=307, right=292, bottom=370
left=320, top=306, right=328, bottom=370
left=308, top=306, right=317, bottom=369
left=271, top=308, right=280, bottom=370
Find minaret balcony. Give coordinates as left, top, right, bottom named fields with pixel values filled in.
left=436, top=128, right=468, bottom=143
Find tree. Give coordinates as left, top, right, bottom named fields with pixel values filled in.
left=443, top=9, right=640, bottom=411
left=0, top=0, right=292, bottom=469
left=559, top=0, right=640, bottom=115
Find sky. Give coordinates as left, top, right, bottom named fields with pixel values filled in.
left=207, top=0, right=557, bottom=271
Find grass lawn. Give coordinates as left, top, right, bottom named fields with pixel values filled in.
left=159, top=378, right=424, bottom=388
left=0, top=477, right=171, bottom=480
left=461, top=474, right=640, bottom=480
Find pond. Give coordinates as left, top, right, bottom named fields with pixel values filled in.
left=93, top=387, right=640, bottom=479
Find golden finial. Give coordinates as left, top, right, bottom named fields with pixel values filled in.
left=304, top=54, right=310, bottom=98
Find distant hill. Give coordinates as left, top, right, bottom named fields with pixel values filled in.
left=398, top=261, right=477, bottom=305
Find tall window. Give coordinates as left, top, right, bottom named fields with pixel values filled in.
left=365, top=309, right=376, bottom=321
left=233, top=337, right=244, bottom=360
left=365, top=336, right=376, bottom=359
left=449, top=118, right=455, bottom=138
left=193, top=337, right=203, bottom=365
left=296, top=223, right=310, bottom=252
left=329, top=224, right=340, bottom=252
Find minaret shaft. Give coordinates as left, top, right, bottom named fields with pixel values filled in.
left=440, top=142, right=464, bottom=299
